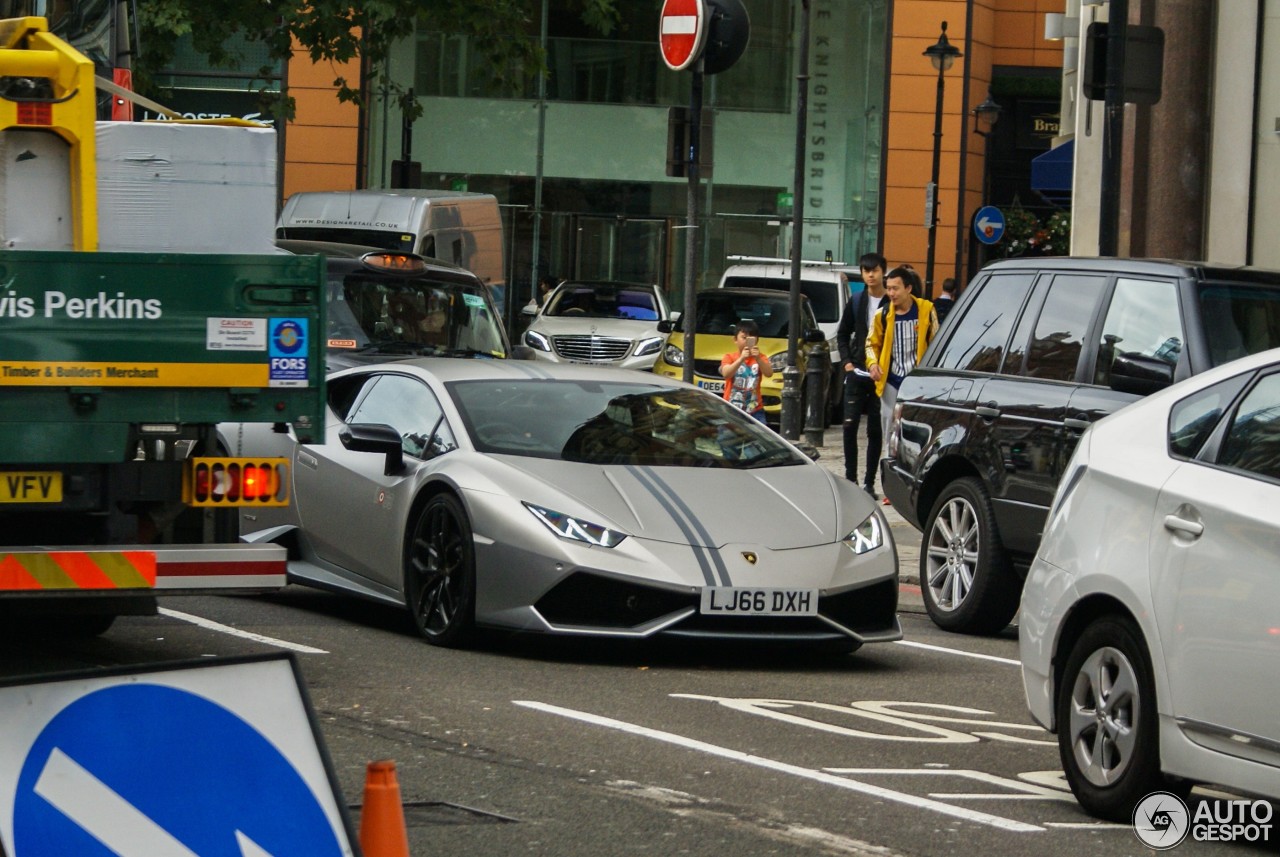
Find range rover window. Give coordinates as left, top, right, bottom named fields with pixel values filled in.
left=933, top=273, right=1035, bottom=373
left=1093, top=277, right=1183, bottom=387
left=1198, top=282, right=1280, bottom=366
left=1025, top=275, right=1107, bottom=382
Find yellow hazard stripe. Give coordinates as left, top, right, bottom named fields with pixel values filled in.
left=0, top=550, right=156, bottom=590
left=0, top=362, right=271, bottom=387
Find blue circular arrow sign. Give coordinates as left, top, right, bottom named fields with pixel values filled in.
left=974, top=206, right=1005, bottom=245
left=13, top=684, right=345, bottom=857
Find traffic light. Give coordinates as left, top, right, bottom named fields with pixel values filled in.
left=1082, top=22, right=1165, bottom=105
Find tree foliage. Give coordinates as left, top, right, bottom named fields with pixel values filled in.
left=135, top=0, right=619, bottom=120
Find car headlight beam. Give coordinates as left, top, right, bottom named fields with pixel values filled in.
left=842, top=512, right=884, bottom=555
left=525, top=502, right=627, bottom=548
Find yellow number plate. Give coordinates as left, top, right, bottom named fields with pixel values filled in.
left=0, top=471, right=62, bottom=503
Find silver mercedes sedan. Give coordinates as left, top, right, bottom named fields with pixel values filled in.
left=227, top=359, right=900, bottom=652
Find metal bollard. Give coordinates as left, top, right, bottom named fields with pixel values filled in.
left=804, top=344, right=827, bottom=447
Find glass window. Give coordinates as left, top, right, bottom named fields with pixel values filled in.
left=448, top=380, right=802, bottom=467
left=933, top=273, right=1034, bottom=373
left=720, top=275, right=846, bottom=324
left=1197, top=282, right=1280, bottom=366
left=1025, top=275, right=1107, bottom=382
left=1218, top=373, right=1280, bottom=481
left=1168, top=374, right=1249, bottom=460
left=1094, top=277, right=1183, bottom=387
left=545, top=285, right=659, bottom=320
left=348, top=374, right=457, bottom=460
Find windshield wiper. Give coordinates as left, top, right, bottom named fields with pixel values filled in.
left=741, top=448, right=800, bottom=469
left=440, top=347, right=504, bottom=359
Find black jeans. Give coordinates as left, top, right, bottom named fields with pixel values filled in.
left=842, top=373, right=882, bottom=486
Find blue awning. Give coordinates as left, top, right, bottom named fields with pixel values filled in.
left=1031, top=140, right=1073, bottom=207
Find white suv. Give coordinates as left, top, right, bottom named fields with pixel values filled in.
left=717, top=256, right=862, bottom=421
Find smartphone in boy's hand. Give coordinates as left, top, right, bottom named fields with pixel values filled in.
left=745, top=336, right=757, bottom=350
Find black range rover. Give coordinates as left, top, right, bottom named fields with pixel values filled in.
left=881, top=257, right=1280, bottom=634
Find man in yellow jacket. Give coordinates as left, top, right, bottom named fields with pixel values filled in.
left=865, top=265, right=940, bottom=444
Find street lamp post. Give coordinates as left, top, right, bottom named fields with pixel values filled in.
left=922, top=22, right=961, bottom=301
left=970, top=88, right=1001, bottom=271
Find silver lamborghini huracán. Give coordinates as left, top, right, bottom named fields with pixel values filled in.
left=227, top=360, right=901, bottom=652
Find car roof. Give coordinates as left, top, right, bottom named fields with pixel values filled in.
left=981, top=255, right=1280, bottom=283
left=276, top=239, right=483, bottom=285
left=336, top=356, right=692, bottom=388
left=703, top=287, right=815, bottom=305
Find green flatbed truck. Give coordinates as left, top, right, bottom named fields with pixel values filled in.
left=0, top=250, right=326, bottom=635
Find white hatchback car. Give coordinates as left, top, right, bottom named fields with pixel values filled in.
left=523, top=281, right=669, bottom=370
left=1019, top=347, right=1280, bottom=821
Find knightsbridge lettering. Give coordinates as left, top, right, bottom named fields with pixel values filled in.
left=0, top=290, right=163, bottom=320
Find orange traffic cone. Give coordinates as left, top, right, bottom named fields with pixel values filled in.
left=359, top=759, right=410, bottom=857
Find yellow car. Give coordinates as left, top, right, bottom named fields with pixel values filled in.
left=652, top=287, right=830, bottom=425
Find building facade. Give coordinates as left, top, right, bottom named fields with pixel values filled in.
left=282, top=0, right=1066, bottom=309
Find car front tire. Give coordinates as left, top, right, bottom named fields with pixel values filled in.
left=404, top=493, right=477, bottom=647
left=920, top=477, right=1020, bottom=634
left=1056, top=615, right=1179, bottom=821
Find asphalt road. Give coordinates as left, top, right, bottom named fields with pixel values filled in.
left=3, top=585, right=1274, bottom=857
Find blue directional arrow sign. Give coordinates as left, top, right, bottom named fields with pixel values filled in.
left=974, top=205, right=1006, bottom=245
left=1, top=656, right=354, bottom=857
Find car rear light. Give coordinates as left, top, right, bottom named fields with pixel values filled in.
left=184, top=458, right=289, bottom=506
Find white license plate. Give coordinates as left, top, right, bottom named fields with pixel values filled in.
left=699, top=587, right=818, bottom=616
left=695, top=378, right=725, bottom=394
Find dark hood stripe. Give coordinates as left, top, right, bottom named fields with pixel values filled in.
left=626, top=465, right=732, bottom=587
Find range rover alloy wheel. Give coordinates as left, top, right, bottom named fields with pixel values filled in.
left=920, top=477, right=1020, bottom=634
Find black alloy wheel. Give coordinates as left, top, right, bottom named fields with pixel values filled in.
left=404, top=493, right=476, bottom=647
left=920, top=477, right=1020, bottom=634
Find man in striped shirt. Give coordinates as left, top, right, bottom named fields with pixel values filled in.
left=865, top=265, right=940, bottom=444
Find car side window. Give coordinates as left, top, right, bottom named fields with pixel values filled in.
left=1218, top=373, right=1280, bottom=481
left=1024, top=275, right=1107, bottom=382
left=1168, top=373, right=1250, bottom=460
left=347, top=374, right=457, bottom=459
left=933, top=273, right=1034, bottom=372
left=1093, top=277, right=1183, bottom=387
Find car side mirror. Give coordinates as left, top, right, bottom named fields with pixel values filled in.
left=521, top=305, right=537, bottom=317
left=657, top=319, right=674, bottom=334
left=803, top=329, right=826, bottom=344
left=1109, top=353, right=1175, bottom=396
left=339, top=422, right=405, bottom=475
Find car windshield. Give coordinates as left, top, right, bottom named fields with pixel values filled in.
left=448, top=380, right=804, bottom=468
left=721, top=275, right=844, bottom=323
left=544, top=285, right=660, bottom=321
left=681, top=293, right=800, bottom=338
left=1197, top=282, right=1280, bottom=366
left=327, top=275, right=507, bottom=357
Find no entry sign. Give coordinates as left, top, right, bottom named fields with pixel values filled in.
left=660, top=0, right=706, bottom=71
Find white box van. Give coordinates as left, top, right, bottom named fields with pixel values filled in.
left=277, top=189, right=506, bottom=306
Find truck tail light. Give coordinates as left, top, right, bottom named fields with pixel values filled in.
left=184, top=458, right=289, bottom=506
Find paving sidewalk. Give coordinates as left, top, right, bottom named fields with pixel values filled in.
left=808, top=425, right=926, bottom=614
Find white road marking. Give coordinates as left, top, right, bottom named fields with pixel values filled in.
left=823, top=768, right=1076, bottom=803
left=894, top=639, right=1021, bottom=666
left=1043, top=822, right=1131, bottom=830
left=35, top=747, right=277, bottom=856
left=661, top=15, right=696, bottom=35
left=158, top=608, right=328, bottom=654
left=514, top=700, right=1043, bottom=833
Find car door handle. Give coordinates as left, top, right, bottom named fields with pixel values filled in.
left=975, top=404, right=1000, bottom=419
left=298, top=451, right=318, bottom=470
left=1163, top=514, right=1203, bottom=538
left=1064, top=417, right=1091, bottom=431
